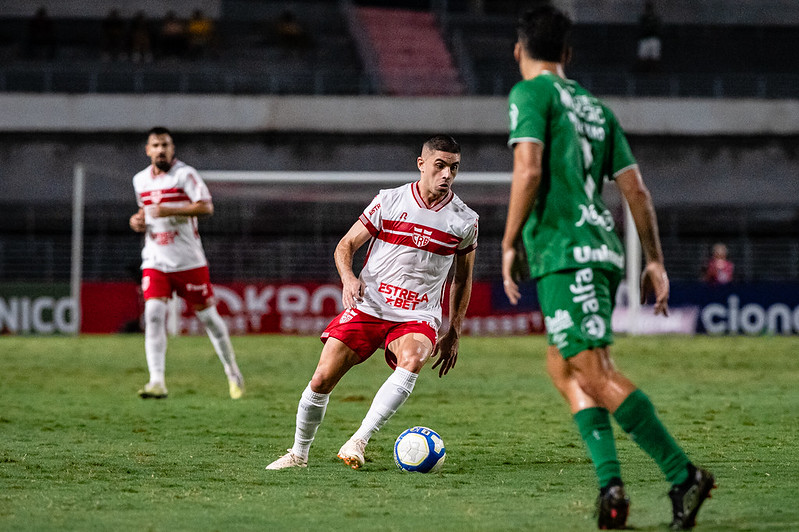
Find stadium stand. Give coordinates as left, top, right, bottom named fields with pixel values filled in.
left=0, top=3, right=797, bottom=97
left=1, top=1, right=797, bottom=286
left=355, top=6, right=464, bottom=95
left=445, top=14, right=799, bottom=98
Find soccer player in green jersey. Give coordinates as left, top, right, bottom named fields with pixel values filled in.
left=501, top=6, right=715, bottom=530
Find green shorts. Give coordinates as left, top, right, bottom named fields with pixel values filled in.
left=536, top=267, right=621, bottom=359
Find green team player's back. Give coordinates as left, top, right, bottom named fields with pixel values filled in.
left=501, top=6, right=715, bottom=530
left=508, top=72, right=635, bottom=278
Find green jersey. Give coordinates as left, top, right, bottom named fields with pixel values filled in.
left=508, top=72, right=636, bottom=278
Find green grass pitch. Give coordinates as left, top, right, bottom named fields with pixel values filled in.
left=1, top=334, right=798, bottom=531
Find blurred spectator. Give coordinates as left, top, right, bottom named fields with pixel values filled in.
left=25, top=6, right=55, bottom=60
left=130, top=11, right=153, bottom=63
left=275, top=10, right=312, bottom=55
left=101, top=9, right=127, bottom=61
left=186, top=9, right=216, bottom=59
left=635, top=1, right=662, bottom=73
left=159, top=10, right=186, bottom=58
left=703, top=243, right=735, bottom=285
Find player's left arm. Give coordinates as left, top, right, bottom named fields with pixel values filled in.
left=615, top=166, right=669, bottom=316
left=501, top=141, right=543, bottom=305
left=150, top=200, right=214, bottom=218
left=431, top=249, right=475, bottom=378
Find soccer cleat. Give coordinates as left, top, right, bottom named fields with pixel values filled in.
left=337, top=437, right=367, bottom=470
left=669, top=464, right=716, bottom=530
left=228, top=372, right=245, bottom=400
left=138, top=382, right=168, bottom=399
left=596, top=480, right=630, bottom=530
left=265, top=449, right=307, bottom=470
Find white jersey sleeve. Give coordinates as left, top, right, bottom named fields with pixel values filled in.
left=457, top=213, right=479, bottom=255
left=182, top=167, right=212, bottom=203
left=358, top=193, right=383, bottom=236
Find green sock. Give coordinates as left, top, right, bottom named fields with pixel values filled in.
left=574, top=407, right=622, bottom=488
left=613, top=389, right=690, bottom=485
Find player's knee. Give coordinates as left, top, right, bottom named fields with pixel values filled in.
left=196, top=305, right=227, bottom=338
left=395, top=349, right=427, bottom=373
left=309, top=374, right=335, bottom=395
left=144, top=299, right=167, bottom=329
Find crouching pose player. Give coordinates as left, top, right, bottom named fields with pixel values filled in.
left=501, top=7, right=715, bottom=530
left=130, top=126, right=244, bottom=400
left=266, top=134, right=478, bottom=470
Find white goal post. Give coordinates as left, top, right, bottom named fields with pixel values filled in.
left=69, top=169, right=642, bottom=334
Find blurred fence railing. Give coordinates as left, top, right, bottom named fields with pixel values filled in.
left=1, top=62, right=796, bottom=98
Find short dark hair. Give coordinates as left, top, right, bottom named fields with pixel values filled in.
left=517, top=5, right=572, bottom=62
left=147, top=126, right=172, bottom=138
left=423, top=134, right=460, bottom=155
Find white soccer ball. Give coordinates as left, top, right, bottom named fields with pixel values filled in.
left=393, top=426, right=446, bottom=473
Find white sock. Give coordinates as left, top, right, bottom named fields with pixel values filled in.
left=144, top=299, right=167, bottom=384
left=196, top=305, right=240, bottom=379
left=353, top=367, right=417, bottom=443
left=292, top=384, right=329, bottom=460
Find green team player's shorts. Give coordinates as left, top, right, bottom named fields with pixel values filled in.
left=536, top=267, right=622, bottom=359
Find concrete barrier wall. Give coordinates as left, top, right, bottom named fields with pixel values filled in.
left=1, top=95, right=797, bottom=207
left=2, top=94, right=799, bottom=135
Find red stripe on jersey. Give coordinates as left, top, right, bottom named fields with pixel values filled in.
left=359, top=214, right=379, bottom=237
left=377, top=231, right=457, bottom=256
left=362, top=236, right=377, bottom=268
left=140, top=188, right=190, bottom=205
left=383, top=220, right=461, bottom=247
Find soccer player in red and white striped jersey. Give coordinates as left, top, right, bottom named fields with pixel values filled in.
left=129, top=127, right=244, bottom=400
left=266, top=134, right=479, bottom=470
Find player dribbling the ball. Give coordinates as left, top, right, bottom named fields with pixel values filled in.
left=266, top=135, right=478, bottom=471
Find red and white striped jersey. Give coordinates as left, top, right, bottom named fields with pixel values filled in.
left=133, top=160, right=210, bottom=272
left=355, top=181, right=479, bottom=330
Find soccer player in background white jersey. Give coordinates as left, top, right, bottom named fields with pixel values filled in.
left=129, top=127, right=244, bottom=400
left=266, top=134, right=478, bottom=470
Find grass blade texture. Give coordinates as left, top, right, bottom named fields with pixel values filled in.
left=1, top=335, right=797, bottom=531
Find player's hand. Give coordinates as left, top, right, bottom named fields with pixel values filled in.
left=641, top=261, right=669, bottom=316
left=147, top=204, right=165, bottom=218
left=341, top=276, right=364, bottom=309
left=501, top=245, right=523, bottom=305
left=431, top=329, right=458, bottom=377
left=129, top=210, right=146, bottom=232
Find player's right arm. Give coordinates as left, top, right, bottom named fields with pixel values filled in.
left=615, top=166, right=669, bottom=316
left=129, top=207, right=146, bottom=233
left=501, top=141, right=543, bottom=305
left=334, top=220, right=372, bottom=309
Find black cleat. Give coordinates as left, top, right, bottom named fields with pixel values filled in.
left=668, top=464, right=716, bottom=530
left=597, top=479, right=630, bottom=530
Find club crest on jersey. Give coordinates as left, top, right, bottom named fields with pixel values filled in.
left=149, top=190, right=162, bottom=204
left=412, top=226, right=433, bottom=247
